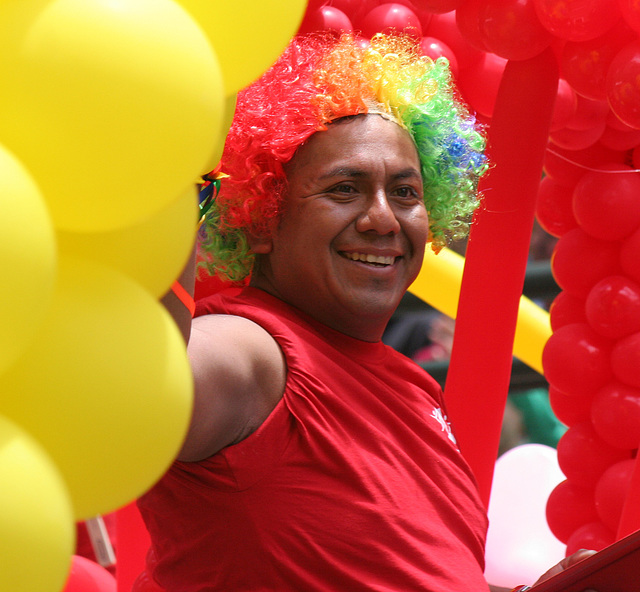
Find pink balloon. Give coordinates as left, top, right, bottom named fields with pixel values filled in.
left=63, top=556, right=116, bottom=592
left=611, top=331, right=640, bottom=388
left=557, top=421, right=628, bottom=488
left=585, top=275, right=640, bottom=339
left=592, top=381, right=640, bottom=450
left=535, top=175, right=578, bottom=238
left=607, top=41, right=640, bottom=130
left=420, top=36, right=459, bottom=78
left=533, top=0, right=622, bottom=42
left=549, top=384, right=593, bottom=427
left=358, top=3, right=422, bottom=38
left=566, top=521, right=615, bottom=554
left=546, top=479, right=598, bottom=543
left=543, top=323, right=613, bottom=395
left=551, top=228, right=621, bottom=298
left=573, top=165, right=640, bottom=240
left=595, top=459, right=637, bottom=531
left=477, top=0, right=553, bottom=61
left=621, top=226, right=640, bottom=284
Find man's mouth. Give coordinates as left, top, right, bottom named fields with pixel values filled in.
left=341, top=252, right=397, bottom=267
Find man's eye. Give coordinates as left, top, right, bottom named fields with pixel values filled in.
left=393, top=186, right=420, bottom=199
left=330, top=183, right=356, bottom=194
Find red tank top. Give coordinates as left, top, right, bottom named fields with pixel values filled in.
left=137, top=287, right=489, bottom=591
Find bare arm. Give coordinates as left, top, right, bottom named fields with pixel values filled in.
left=161, top=248, right=286, bottom=462
left=179, top=313, right=286, bottom=461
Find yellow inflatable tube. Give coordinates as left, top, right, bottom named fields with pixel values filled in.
left=409, top=247, right=550, bottom=375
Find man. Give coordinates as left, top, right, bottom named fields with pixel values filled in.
left=137, top=33, right=593, bottom=592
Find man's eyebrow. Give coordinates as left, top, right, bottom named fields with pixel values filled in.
left=318, top=167, right=422, bottom=180
left=318, top=166, right=367, bottom=180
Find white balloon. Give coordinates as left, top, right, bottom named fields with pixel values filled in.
left=485, top=444, right=566, bottom=588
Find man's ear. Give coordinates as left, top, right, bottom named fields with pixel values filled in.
left=247, top=232, right=273, bottom=254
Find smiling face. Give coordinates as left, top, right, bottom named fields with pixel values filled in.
left=249, top=115, right=429, bottom=342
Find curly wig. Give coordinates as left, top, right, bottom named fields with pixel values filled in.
left=199, top=32, right=487, bottom=281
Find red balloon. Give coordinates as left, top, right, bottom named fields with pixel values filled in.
left=427, top=10, right=485, bottom=71
left=607, top=41, right=640, bottom=130
left=621, top=226, right=640, bottom=284
left=419, top=0, right=462, bottom=13
left=573, top=165, right=640, bottom=240
left=586, top=275, right=640, bottom=339
left=549, top=123, right=605, bottom=151
left=550, top=79, right=578, bottom=133
left=543, top=142, right=626, bottom=187
left=535, top=175, right=578, bottom=238
left=420, top=37, right=459, bottom=78
left=561, top=22, right=636, bottom=101
left=549, top=291, right=587, bottom=332
left=476, top=0, right=552, bottom=61
left=594, top=459, right=637, bottom=530
left=598, top=125, right=640, bottom=151
left=565, top=521, right=615, bottom=555
left=551, top=228, right=621, bottom=298
left=546, top=479, right=598, bottom=543
left=602, top=463, right=638, bottom=530
left=455, top=0, right=489, bottom=52
left=543, top=322, right=613, bottom=395
left=533, top=0, right=622, bottom=42
left=132, top=571, right=165, bottom=592
left=456, top=51, right=507, bottom=118
left=564, top=96, right=609, bottom=131
left=557, top=421, right=629, bottom=488
left=549, top=384, right=593, bottom=426
left=618, top=0, right=640, bottom=35
left=359, top=3, right=422, bottom=38
left=63, top=556, right=116, bottom=592
left=592, top=381, right=640, bottom=450
left=611, top=331, right=640, bottom=388
left=297, top=5, right=353, bottom=35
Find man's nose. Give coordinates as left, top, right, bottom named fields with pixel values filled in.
left=355, top=192, right=401, bottom=235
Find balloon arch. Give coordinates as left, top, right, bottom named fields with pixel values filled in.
left=0, top=1, right=639, bottom=591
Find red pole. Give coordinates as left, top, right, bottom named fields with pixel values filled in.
left=444, top=48, right=559, bottom=507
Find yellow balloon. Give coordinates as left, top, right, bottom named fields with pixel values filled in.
left=0, top=142, right=57, bottom=375
left=0, top=0, right=224, bottom=232
left=0, top=255, right=193, bottom=519
left=58, top=185, right=198, bottom=298
left=201, top=92, right=237, bottom=174
left=409, top=247, right=551, bottom=374
left=0, top=414, right=74, bottom=592
left=176, top=0, right=307, bottom=94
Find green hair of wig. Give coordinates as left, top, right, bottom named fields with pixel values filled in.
left=199, top=32, right=487, bottom=282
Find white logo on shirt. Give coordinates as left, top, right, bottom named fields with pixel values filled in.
left=430, top=408, right=458, bottom=446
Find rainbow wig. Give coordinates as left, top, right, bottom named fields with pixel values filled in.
left=199, top=32, right=487, bottom=282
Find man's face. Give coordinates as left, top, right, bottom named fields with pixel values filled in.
left=250, top=115, right=429, bottom=341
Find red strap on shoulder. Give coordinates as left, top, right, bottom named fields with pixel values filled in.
left=171, top=280, right=195, bottom=317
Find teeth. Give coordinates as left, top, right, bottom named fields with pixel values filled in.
left=344, top=252, right=395, bottom=265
